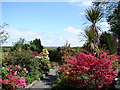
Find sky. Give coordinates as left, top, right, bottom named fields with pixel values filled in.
left=1, top=0, right=110, bottom=47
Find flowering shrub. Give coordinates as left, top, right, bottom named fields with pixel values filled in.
left=6, top=50, right=43, bottom=84
left=0, top=78, right=2, bottom=90
left=3, top=49, right=51, bottom=85
left=57, top=52, right=119, bottom=89
left=57, top=44, right=73, bottom=64
left=2, top=65, right=28, bottom=89
left=36, top=49, right=50, bottom=73
left=31, top=51, right=39, bottom=56
left=3, top=56, right=15, bottom=65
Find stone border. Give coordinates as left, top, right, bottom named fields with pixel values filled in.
left=25, top=80, right=37, bottom=88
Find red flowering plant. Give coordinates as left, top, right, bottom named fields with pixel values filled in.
left=57, top=52, right=119, bottom=89
left=2, top=65, right=28, bottom=90
left=3, top=56, right=15, bottom=66
left=30, top=51, right=39, bottom=56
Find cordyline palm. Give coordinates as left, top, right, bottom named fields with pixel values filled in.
left=85, top=7, right=103, bottom=55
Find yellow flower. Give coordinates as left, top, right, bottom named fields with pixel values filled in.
left=66, top=72, right=70, bottom=75
left=42, top=49, right=49, bottom=54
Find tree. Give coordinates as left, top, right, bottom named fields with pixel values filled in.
left=30, top=38, right=43, bottom=53
left=93, top=1, right=118, bottom=18
left=12, top=38, right=43, bottom=53
left=93, top=1, right=120, bottom=53
left=12, top=38, right=29, bottom=51
left=99, top=32, right=116, bottom=53
left=0, top=23, right=9, bottom=45
left=107, top=2, right=120, bottom=47
left=57, top=41, right=73, bottom=64
left=84, top=7, right=103, bottom=55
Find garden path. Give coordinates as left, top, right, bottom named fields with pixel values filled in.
left=30, top=66, right=59, bottom=89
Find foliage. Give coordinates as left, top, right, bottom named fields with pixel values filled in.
left=48, top=48, right=61, bottom=63
left=31, top=51, right=39, bottom=56
left=85, top=7, right=103, bottom=24
left=2, top=65, right=27, bottom=89
left=93, top=2, right=118, bottom=18
left=30, top=38, right=43, bottom=53
left=0, top=23, right=9, bottom=45
left=57, top=42, right=73, bottom=64
left=107, top=2, right=120, bottom=46
left=48, top=47, right=81, bottom=64
left=84, top=29, right=101, bottom=55
left=99, top=32, right=116, bottom=53
left=56, top=52, right=119, bottom=89
left=37, top=49, right=50, bottom=73
left=12, top=38, right=29, bottom=51
left=3, top=49, right=50, bottom=85
left=93, top=1, right=120, bottom=51
left=2, top=46, right=12, bottom=49
left=10, top=50, right=42, bottom=81
left=71, top=47, right=83, bottom=55
left=11, top=38, right=43, bottom=53
left=84, top=7, right=103, bottom=56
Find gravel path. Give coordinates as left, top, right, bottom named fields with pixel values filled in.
left=30, top=66, right=59, bottom=89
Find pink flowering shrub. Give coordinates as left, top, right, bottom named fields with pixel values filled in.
left=0, top=78, right=2, bottom=89
left=2, top=75, right=26, bottom=89
left=57, top=52, right=119, bottom=89
left=7, top=65, right=28, bottom=75
left=2, top=65, right=28, bottom=89
left=31, top=51, right=39, bottom=56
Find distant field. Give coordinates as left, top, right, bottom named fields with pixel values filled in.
left=1, top=46, right=82, bottom=51
left=2, top=46, right=13, bottom=49
left=0, top=47, right=3, bottom=64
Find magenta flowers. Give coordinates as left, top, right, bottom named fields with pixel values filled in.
left=57, top=52, right=119, bottom=89
left=2, top=65, right=28, bottom=89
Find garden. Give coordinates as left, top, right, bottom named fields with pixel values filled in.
left=1, top=38, right=51, bottom=89
left=1, top=1, right=120, bottom=90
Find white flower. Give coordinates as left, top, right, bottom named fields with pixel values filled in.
left=35, top=56, right=43, bottom=59
left=115, top=78, right=118, bottom=81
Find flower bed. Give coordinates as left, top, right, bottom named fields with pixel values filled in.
left=2, top=65, right=28, bottom=89
left=55, top=52, right=119, bottom=89
left=1, top=49, right=50, bottom=89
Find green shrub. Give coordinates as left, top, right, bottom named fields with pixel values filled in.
left=48, top=49, right=61, bottom=63
left=11, top=38, right=43, bottom=53
left=30, top=38, right=43, bottom=53
left=100, top=32, right=116, bottom=53
left=2, top=45, right=50, bottom=86
left=57, top=43, right=74, bottom=64
left=11, top=38, right=27, bottom=51
left=38, top=49, right=50, bottom=73
left=5, top=50, right=49, bottom=84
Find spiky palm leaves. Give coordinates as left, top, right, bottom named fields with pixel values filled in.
left=85, top=7, right=103, bottom=55
left=85, top=8, right=103, bottom=25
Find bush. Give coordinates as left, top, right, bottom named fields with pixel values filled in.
left=57, top=43, right=73, bottom=64
left=48, top=49, right=61, bottom=63
left=56, top=52, right=119, bottom=89
left=48, top=47, right=82, bottom=64
left=3, top=49, right=50, bottom=85
left=30, top=38, right=43, bottom=53
left=38, top=49, right=50, bottom=73
left=11, top=38, right=43, bottom=53
left=2, top=65, right=27, bottom=89
left=100, top=32, right=116, bottom=53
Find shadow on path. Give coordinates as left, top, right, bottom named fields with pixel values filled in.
left=29, top=66, right=59, bottom=89
left=40, top=74, right=57, bottom=86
